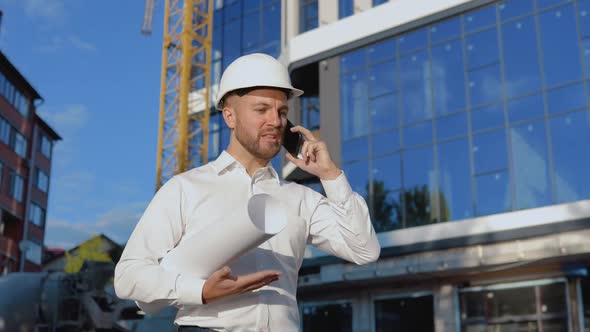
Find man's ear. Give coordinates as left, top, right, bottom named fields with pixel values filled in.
left=222, top=106, right=236, bottom=129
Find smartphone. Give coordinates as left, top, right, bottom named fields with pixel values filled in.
left=283, top=120, right=303, bottom=156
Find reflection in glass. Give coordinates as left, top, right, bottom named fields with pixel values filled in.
left=473, top=129, right=508, bottom=173
left=438, top=139, right=473, bottom=221
left=507, top=93, right=544, bottom=123
left=342, top=136, right=368, bottom=163
left=476, top=171, right=511, bottom=215
left=341, top=48, right=366, bottom=73
left=400, top=51, right=432, bottom=124
left=550, top=111, right=590, bottom=202
left=464, top=5, right=497, bottom=33
left=369, top=39, right=396, bottom=63
left=370, top=93, right=398, bottom=132
left=470, top=103, right=505, bottom=132
left=403, top=121, right=432, bottom=147
left=374, top=295, right=435, bottom=332
left=510, top=121, right=552, bottom=209
left=342, top=160, right=369, bottom=197
left=403, top=147, right=436, bottom=225
left=468, top=64, right=503, bottom=107
left=302, top=302, right=352, bottom=332
left=369, top=60, right=397, bottom=97
left=466, top=28, right=499, bottom=69
left=498, top=0, right=534, bottom=21
left=341, top=70, right=369, bottom=139
left=436, top=112, right=467, bottom=140
left=538, top=4, right=582, bottom=87
left=501, top=17, right=542, bottom=98
left=372, top=130, right=399, bottom=156
left=430, top=17, right=461, bottom=44
left=546, top=82, right=587, bottom=114
left=431, top=40, right=466, bottom=115
left=398, top=28, right=427, bottom=54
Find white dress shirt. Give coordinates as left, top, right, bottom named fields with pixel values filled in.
left=114, top=151, right=380, bottom=331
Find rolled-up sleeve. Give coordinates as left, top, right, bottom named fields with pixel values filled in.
left=307, top=172, right=381, bottom=265
left=114, top=177, right=206, bottom=313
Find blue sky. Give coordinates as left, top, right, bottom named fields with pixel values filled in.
left=1, top=1, right=166, bottom=248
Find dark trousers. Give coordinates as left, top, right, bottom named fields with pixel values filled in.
left=177, top=326, right=216, bottom=332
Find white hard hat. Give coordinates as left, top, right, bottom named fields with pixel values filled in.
left=215, top=53, right=304, bottom=110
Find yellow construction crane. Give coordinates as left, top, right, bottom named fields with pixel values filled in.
left=142, top=0, right=213, bottom=190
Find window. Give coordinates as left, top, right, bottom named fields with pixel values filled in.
left=24, top=240, right=42, bottom=265
left=338, top=0, right=590, bottom=231
left=13, top=132, right=27, bottom=158
left=374, top=294, right=434, bottom=332
left=301, top=96, right=320, bottom=130
left=301, top=301, right=352, bottom=332
left=339, top=0, right=354, bottom=19
left=373, top=0, right=388, bottom=6
left=40, top=134, right=52, bottom=159
left=460, top=280, right=568, bottom=330
left=0, top=117, right=10, bottom=145
left=0, top=74, right=29, bottom=118
left=36, top=168, right=49, bottom=193
left=29, top=203, right=46, bottom=228
left=300, top=0, right=318, bottom=33
left=10, top=172, right=24, bottom=202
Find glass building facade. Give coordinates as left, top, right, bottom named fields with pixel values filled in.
left=340, top=0, right=590, bottom=232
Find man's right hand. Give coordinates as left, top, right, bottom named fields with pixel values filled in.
left=202, top=266, right=281, bottom=304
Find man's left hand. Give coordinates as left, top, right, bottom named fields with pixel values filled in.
left=285, top=125, right=342, bottom=180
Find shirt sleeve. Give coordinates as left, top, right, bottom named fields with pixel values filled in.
left=307, top=171, right=381, bottom=265
left=114, top=177, right=206, bottom=313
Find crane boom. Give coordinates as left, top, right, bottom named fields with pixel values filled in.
left=148, top=0, right=213, bottom=190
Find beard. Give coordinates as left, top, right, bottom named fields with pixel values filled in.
left=235, top=122, right=283, bottom=160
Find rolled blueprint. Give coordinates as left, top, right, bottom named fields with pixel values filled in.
left=160, top=193, right=288, bottom=278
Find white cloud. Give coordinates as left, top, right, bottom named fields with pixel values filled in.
left=69, top=35, right=97, bottom=52
left=38, top=104, right=89, bottom=131
left=22, top=0, right=65, bottom=20
left=44, top=219, right=93, bottom=249
left=44, top=202, right=148, bottom=249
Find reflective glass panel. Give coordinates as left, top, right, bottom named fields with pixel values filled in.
left=370, top=93, right=398, bottom=132
left=403, top=121, right=432, bottom=147
left=398, top=28, right=427, bottom=54
left=403, top=146, right=436, bottom=226
left=498, top=0, right=534, bottom=21
left=372, top=130, right=400, bottom=156
left=507, top=93, right=545, bottom=123
left=400, top=50, right=432, bottom=124
left=510, top=121, right=552, bottom=209
left=438, top=139, right=474, bottom=221
left=302, top=302, right=352, bottom=332
left=466, top=28, right=499, bottom=69
left=476, top=171, right=511, bottom=215
left=369, top=60, right=397, bottom=97
left=430, top=17, right=461, bottom=44
left=546, top=82, right=587, bottom=114
left=468, top=64, right=503, bottom=107
left=550, top=111, right=590, bottom=202
left=341, top=70, right=369, bottom=139
left=342, top=160, right=369, bottom=197
left=501, top=16, right=542, bottom=98
left=471, top=103, right=505, bottom=132
left=464, top=5, right=497, bottom=33
left=342, top=136, right=369, bottom=163
left=538, top=4, right=582, bottom=87
left=375, top=295, right=435, bottom=332
left=431, top=39, right=467, bottom=116
left=473, top=129, right=508, bottom=173
left=436, top=112, right=468, bottom=141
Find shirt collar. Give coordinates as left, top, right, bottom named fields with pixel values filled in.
left=211, top=150, right=281, bottom=184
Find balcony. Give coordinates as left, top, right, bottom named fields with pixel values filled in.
left=0, top=234, right=18, bottom=260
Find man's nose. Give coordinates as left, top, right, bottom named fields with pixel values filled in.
left=266, top=109, right=281, bottom=127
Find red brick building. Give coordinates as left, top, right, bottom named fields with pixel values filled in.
left=0, top=51, right=60, bottom=273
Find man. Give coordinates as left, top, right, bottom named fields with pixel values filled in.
left=114, top=53, right=380, bottom=331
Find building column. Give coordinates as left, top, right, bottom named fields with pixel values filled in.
left=319, top=56, right=342, bottom=167
left=434, top=284, right=458, bottom=332
left=354, top=0, right=373, bottom=14
left=318, top=0, right=338, bottom=27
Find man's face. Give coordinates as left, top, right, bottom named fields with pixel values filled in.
left=227, top=88, right=289, bottom=160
